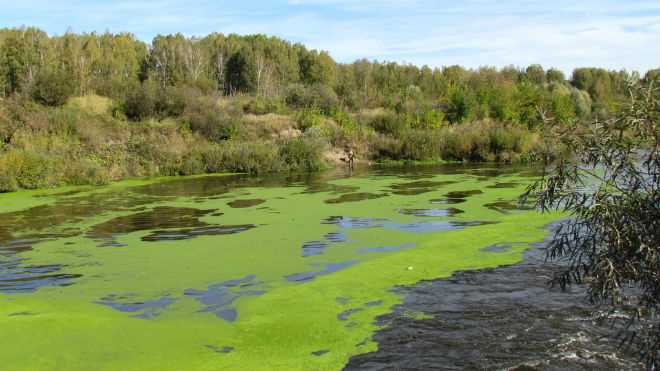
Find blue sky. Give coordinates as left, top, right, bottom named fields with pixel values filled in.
left=1, top=0, right=658, bottom=73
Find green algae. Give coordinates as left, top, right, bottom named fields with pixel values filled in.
left=0, top=166, right=561, bottom=371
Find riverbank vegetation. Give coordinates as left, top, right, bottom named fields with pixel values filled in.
left=526, top=76, right=659, bottom=369
left=0, top=27, right=657, bottom=192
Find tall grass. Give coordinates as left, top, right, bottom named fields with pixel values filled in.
left=0, top=93, right=555, bottom=193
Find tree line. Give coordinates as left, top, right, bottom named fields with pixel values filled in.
left=1, top=27, right=656, bottom=127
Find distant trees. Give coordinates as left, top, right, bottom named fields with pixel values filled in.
left=0, top=27, right=649, bottom=130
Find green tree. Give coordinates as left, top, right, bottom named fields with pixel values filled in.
left=31, top=67, right=75, bottom=106
left=446, top=88, right=476, bottom=124
left=525, top=77, right=659, bottom=369
left=525, top=64, right=546, bottom=85
left=225, top=48, right=253, bottom=94
left=299, top=49, right=336, bottom=86
left=546, top=68, right=566, bottom=83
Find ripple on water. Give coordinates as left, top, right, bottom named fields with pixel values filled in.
left=323, top=216, right=498, bottom=233
left=0, top=260, right=82, bottom=293
left=1, top=232, right=83, bottom=293
left=398, top=208, right=464, bottom=217
left=429, top=198, right=466, bottom=205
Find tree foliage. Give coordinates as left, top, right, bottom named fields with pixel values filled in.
left=525, top=76, right=659, bottom=369
left=0, top=27, right=640, bottom=128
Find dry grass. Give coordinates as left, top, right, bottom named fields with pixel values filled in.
left=67, top=95, right=114, bottom=115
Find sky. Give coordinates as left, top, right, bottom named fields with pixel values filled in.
left=1, top=0, right=658, bottom=74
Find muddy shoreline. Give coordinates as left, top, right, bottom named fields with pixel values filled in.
left=345, top=241, right=643, bottom=370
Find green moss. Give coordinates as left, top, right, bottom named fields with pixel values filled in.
left=0, top=168, right=561, bottom=371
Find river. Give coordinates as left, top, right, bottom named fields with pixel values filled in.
left=0, top=165, right=573, bottom=370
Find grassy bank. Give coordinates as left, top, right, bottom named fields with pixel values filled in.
left=2, top=28, right=644, bottom=193
left=0, top=94, right=556, bottom=193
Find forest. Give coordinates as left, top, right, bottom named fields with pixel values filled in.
left=0, top=27, right=657, bottom=191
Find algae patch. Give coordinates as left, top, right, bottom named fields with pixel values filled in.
left=0, top=166, right=560, bottom=371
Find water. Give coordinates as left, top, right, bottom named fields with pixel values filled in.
left=0, top=164, right=557, bottom=371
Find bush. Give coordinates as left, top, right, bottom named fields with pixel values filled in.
left=365, top=110, right=408, bottom=136
left=67, top=95, right=114, bottom=115
left=0, top=149, right=57, bottom=189
left=284, top=84, right=308, bottom=108
left=202, top=141, right=283, bottom=174
left=371, top=135, right=403, bottom=160
left=284, top=83, right=339, bottom=114
left=280, top=137, right=326, bottom=172
left=0, top=174, right=18, bottom=193
left=180, top=150, right=206, bottom=176
left=0, top=104, right=17, bottom=144
left=31, top=68, right=76, bottom=106
left=183, top=96, right=241, bottom=141
left=243, top=96, right=285, bottom=115
left=64, top=158, right=110, bottom=186
left=121, top=81, right=158, bottom=121
left=156, top=85, right=191, bottom=117
left=295, top=108, right=323, bottom=132
left=400, top=129, right=441, bottom=161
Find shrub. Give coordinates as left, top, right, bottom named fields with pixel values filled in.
left=0, top=174, right=18, bottom=193
left=284, top=83, right=339, bottom=114
left=0, top=104, right=17, bottom=144
left=67, top=95, right=114, bottom=115
left=365, top=110, right=407, bottom=137
left=371, top=135, right=403, bottom=161
left=156, top=85, right=191, bottom=117
left=183, top=96, right=241, bottom=141
left=121, top=81, right=158, bottom=121
left=0, top=149, right=57, bottom=189
left=307, top=84, right=339, bottom=114
left=202, top=141, right=283, bottom=174
left=31, top=68, right=76, bottom=106
left=295, top=108, right=323, bottom=132
left=280, top=137, right=326, bottom=172
left=64, top=158, right=110, bottom=186
left=284, top=84, right=308, bottom=108
left=243, top=96, right=285, bottom=115
left=400, top=129, right=442, bottom=161
left=180, top=150, right=206, bottom=176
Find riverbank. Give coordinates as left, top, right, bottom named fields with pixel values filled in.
left=344, top=231, right=643, bottom=371
left=0, top=94, right=554, bottom=193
